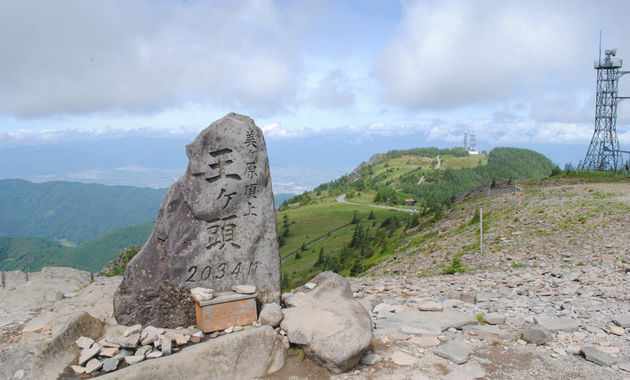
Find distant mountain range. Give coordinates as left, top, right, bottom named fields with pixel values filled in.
left=0, top=221, right=154, bottom=273
left=0, top=178, right=296, bottom=273
left=0, top=179, right=167, bottom=244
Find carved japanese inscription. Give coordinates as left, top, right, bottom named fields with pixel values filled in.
left=113, top=113, right=281, bottom=328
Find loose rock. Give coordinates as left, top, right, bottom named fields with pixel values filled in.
left=123, top=324, right=142, bottom=337
left=433, top=340, right=473, bottom=365
left=535, top=317, right=578, bottom=332
left=613, top=314, right=630, bottom=328
left=124, top=355, right=145, bottom=365
left=232, top=285, right=257, bottom=294
left=79, top=343, right=101, bottom=366
left=581, top=346, right=617, bottom=367
left=70, top=365, right=85, bottom=375
left=85, top=358, right=102, bottom=374
left=99, top=347, right=119, bottom=358
left=521, top=325, right=553, bottom=345
left=360, top=353, right=382, bottom=365
left=160, top=336, right=172, bottom=355
left=418, top=301, right=443, bottom=311
left=258, top=303, right=283, bottom=327
left=76, top=336, right=94, bottom=349
left=607, top=324, right=624, bottom=336
left=483, top=313, right=505, bottom=325
left=102, top=358, right=119, bottom=373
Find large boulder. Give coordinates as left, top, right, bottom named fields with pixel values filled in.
left=0, top=311, right=104, bottom=380
left=280, top=272, right=373, bottom=373
left=97, top=325, right=285, bottom=380
left=114, top=113, right=281, bottom=327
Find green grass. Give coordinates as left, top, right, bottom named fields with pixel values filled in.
left=278, top=199, right=410, bottom=290
left=441, top=154, right=488, bottom=169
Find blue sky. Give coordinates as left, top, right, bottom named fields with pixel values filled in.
left=1, top=0, right=630, bottom=188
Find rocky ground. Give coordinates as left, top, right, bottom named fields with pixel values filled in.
left=1, top=178, right=629, bottom=379
left=340, top=260, right=630, bottom=380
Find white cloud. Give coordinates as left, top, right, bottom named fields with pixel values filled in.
left=308, top=70, right=355, bottom=109
left=0, top=0, right=302, bottom=118
left=374, top=0, right=630, bottom=110
left=0, top=125, right=198, bottom=148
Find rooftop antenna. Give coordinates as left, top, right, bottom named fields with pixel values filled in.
left=579, top=34, right=630, bottom=171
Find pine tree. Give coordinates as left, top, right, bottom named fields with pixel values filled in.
left=315, top=247, right=325, bottom=267
left=351, top=210, right=359, bottom=224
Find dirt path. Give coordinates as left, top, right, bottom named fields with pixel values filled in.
left=336, top=194, right=420, bottom=214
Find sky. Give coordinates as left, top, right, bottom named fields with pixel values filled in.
left=2, top=0, right=630, bottom=189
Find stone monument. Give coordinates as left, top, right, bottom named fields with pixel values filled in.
left=114, top=113, right=281, bottom=327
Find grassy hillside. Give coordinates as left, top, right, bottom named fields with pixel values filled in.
left=0, top=179, right=166, bottom=244
left=310, top=147, right=554, bottom=209
left=276, top=146, right=556, bottom=290
left=0, top=221, right=154, bottom=273
left=277, top=200, right=412, bottom=290
left=367, top=175, right=630, bottom=277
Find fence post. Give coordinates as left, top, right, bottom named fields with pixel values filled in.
left=480, top=207, right=483, bottom=255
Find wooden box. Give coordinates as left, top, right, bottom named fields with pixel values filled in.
left=194, top=291, right=258, bottom=333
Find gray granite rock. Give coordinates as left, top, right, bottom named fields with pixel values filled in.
left=114, top=113, right=281, bottom=328
left=535, top=317, right=578, bottom=332
left=124, top=355, right=145, bottom=365
left=258, top=302, right=283, bottom=327
left=281, top=272, right=373, bottom=374
left=613, top=313, right=630, bottom=328
left=99, top=347, right=119, bottom=358
left=521, top=325, right=553, bottom=345
left=119, top=333, right=140, bottom=348
left=147, top=350, right=164, bottom=359
left=433, top=340, right=473, bottom=364
left=418, top=300, right=443, bottom=311
left=79, top=343, right=101, bottom=366
left=85, top=358, right=102, bottom=374
left=102, top=358, right=119, bottom=372
left=376, top=308, right=476, bottom=334
left=483, top=313, right=505, bottom=325
left=581, top=346, right=617, bottom=367
left=232, top=285, right=256, bottom=294
left=76, top=336, right=94, bottom=349
left=123, top=324, right=141, bottom=337
left=360, top=353, right=382, bottom=365
left=97, top=326, right=284, bottom=380
left=160, top=336, right=172, bottom=355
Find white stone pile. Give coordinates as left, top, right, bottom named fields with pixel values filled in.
left=69, top=324, right=206, bottom=375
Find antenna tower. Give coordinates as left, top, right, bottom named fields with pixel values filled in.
left=469, top=133, right=477, bottom=152
left=464, top=131, right=468, bottom=150
left=580, top=36, right=630, bottom=171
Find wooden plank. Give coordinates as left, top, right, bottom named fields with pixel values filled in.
left=196, top=297, right=257, bottom=333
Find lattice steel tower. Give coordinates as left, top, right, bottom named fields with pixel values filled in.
left=580, top=45, right=630, bottom=171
